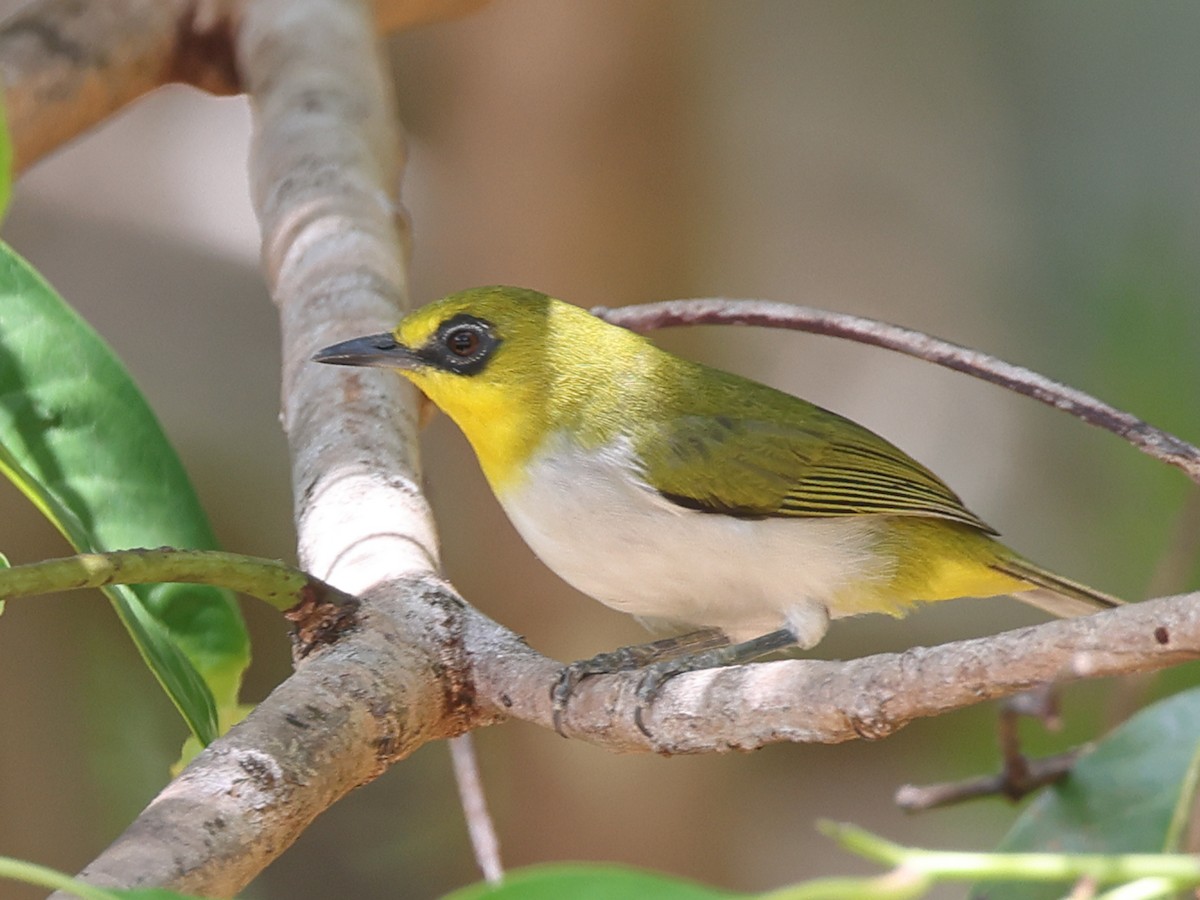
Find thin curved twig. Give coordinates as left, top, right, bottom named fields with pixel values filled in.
left=450, top=732, right=504, bottom=884
left=594, top=300, right=1200, bottom=486
left=895, top=688, right=1081, bottom=812
left=894, top=749, right=1084, bottom=813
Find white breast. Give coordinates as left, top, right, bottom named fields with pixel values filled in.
left=497, top=432, right=891, bottom=644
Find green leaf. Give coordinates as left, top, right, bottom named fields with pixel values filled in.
left=0, top=445, right=218, bottom=740
left=0, top=242, right=249, bottom=743
left=972, top=686, right=1200, bottom=900
left=443, top=864, right=745, bottom=900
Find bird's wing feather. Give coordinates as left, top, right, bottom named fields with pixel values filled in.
left=636, top=411, right=996, bottom=533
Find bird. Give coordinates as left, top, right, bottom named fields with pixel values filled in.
left=314, top=285, right=1121, bottom=730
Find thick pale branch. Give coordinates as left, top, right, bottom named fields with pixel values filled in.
left=470, top=591, right=1200, bottom=753
left=595, top=300, right=1200, bottom=486
left=67, top=579, right=481, bottom=897
left=48, top=0, right=456, bottom=894
left=48, top=573, right=1200, bottom=888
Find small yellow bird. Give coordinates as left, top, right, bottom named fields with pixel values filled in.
left=315, top=286, right=1120, bottom=725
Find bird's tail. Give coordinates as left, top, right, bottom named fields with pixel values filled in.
left=992, top=558, right=1124, bottom=618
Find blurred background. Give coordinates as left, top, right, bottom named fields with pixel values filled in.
left=2, top=1, right=1199, bottom=897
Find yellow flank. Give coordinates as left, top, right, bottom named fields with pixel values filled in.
left=872, top=517, right=1029, bottom=611
left=913, top=556, right=1027, bottom=603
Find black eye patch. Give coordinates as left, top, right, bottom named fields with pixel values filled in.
left=420, top=314, right=501, bottom=375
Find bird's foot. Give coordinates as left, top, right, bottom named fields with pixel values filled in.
left=551, top=629, right=729, bottom=735
left=550, top=649, right=634, bottom=735
left=631, top=627, right=800, bottom=737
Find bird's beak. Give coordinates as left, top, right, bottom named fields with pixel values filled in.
left=312, top=333, right=420, bottom=370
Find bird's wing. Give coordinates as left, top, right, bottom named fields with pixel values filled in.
left=636, top=411, right=996, bottom=533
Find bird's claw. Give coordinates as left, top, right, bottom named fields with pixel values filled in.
left=554, top=661, right=672, bottom=739
left=552, top=648, right=676, bottom=739
left=632, top=661, right=679, bottom=738
left=552, top=630, right=761, bottom=738
left=550, top=665, right=584, bottom=736
left=551, top=645, right=663, bottom=736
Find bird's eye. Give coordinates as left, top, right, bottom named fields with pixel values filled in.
left=431, top=314, right=499, bottom=374
left=446, top=326, right=481, bottom=357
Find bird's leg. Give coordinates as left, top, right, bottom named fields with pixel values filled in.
left=551, top=628, right=729, bottom=734
left=633, top=627, right=800, bottom=737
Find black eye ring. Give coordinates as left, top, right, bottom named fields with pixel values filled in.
left=446, top=326, right=482, bottom=357
left=429, top=314, right=500, bottom=374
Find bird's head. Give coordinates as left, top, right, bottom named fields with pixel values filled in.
left=314, top=284, right=564, bottom=407
left=313, top=285, right=630, bottom=486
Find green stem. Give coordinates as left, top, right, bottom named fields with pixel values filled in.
left=819, top=821, right=1200, bottom=886
left=0, top=856, right=122, bottom=900
left=1095, top=877, right=1178, bottom=900
left=761, top=869, right=931, bottom=900
left=0, top=548, right=332, bottom=612
left=819, top=821, right=908, bottom=865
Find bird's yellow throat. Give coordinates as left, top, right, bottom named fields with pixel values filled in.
left=388, top=289, right=662, bottom=493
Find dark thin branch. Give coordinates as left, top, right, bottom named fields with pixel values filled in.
left=594, top=299, right=1200, bottom=486
left=894, top=749, right=1084, bottom=813
left=895, top=688, right=1081, bottom=813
